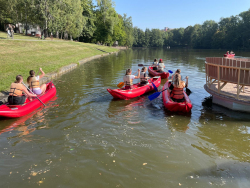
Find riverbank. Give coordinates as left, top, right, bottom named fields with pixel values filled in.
left=0, top=34, right=121, bottom=102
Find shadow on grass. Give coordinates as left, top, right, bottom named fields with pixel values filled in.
left=0, top=37, right=6, bottom=39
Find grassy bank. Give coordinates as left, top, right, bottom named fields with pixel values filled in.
left=0, top=31, right=119, bottom=92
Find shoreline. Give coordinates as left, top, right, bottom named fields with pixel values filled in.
left=0, top=48, right=125, bottom=103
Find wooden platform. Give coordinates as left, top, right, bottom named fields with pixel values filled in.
left=208, top=82, right=250, bottom=102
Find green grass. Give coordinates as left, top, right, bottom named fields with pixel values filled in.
left=0, top=32, right=119, bottom=91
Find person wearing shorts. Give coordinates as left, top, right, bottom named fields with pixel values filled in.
left=27, top=68, right=46, bottom=95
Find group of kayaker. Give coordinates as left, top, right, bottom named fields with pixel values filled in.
left=152, top=58, right=165, bottom=73
left=123, top=67, right=150, bottom=89
left=8, top=68, right=46, bottom=105
left=123, top=60, right=189, bottom=102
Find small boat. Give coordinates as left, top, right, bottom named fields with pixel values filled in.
left=224, top=54, right=235, bottom=58
left=0, top=82, right=56, bottom=118
left=148, top=66, right=169, bottom=79
left=162, top=82, right=192, bottom=113
left=107, top=76, right=161, bottom=100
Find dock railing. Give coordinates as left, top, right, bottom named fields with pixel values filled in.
left=205, top=57, right=250, bottom=101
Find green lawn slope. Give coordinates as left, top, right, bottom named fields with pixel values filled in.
left=0, top=31, right=119, bottom=92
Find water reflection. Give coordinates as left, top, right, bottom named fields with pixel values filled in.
left=0, top=97, right=57, bottom=140
left=165, top=112, right=191, bottom=133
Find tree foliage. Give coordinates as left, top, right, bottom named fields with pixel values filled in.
left=0, top=0, right=134, bottom=46
left=132, top=8, right=250, bottom=50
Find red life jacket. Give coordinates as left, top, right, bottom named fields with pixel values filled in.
left=171, top=87, right=184, bottom=99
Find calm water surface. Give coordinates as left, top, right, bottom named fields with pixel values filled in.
left=0, top=48, right=250, bottom=188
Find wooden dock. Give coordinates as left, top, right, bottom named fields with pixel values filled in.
left=204, top=57, right=250, bottom=112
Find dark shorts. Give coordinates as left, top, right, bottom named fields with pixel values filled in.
left=153, top=67, right=157, bottom=70
left=140, top=81, right=148, bottom=86
left=125, top=86, right=134, bottom=90
left=8, top=95, right=26, bottom=105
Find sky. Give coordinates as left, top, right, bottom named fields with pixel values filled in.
left=114, top=0, right=250, bottom=30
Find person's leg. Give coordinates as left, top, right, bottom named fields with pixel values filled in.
left=40, top=84, right=47, bottom=94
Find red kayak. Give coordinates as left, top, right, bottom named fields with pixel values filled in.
left=148, top=66, right=169, bottom=79
left=0, top=82, right=56, bottom=118
left=224, top=54, right=235, bottom=58
left=107, top=76, right=161, bottom=100
left=162, top=82, right=192, bottom=113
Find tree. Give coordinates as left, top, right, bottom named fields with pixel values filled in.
left=123, top=14, right=133, bottom=47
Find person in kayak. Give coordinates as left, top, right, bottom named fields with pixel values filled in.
left=8, top=75, right=37, bottom=105
left=123, top=68, right=140, bottom=89
left=152, top=59, right=158, bottom=70
left=172, top=69, right=183, bottom=83
left=169, top=74, right=188, bottom=102
left=157, top=59, right=165, bottom=73
left=140, top=67, right=150, bottom=85
left=27, top=68, right=46, bottom=95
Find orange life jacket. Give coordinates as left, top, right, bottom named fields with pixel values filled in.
left=29, top=76, right=40, bottom=88
left=9, top=83, right=24, bottom=96
left=171, top=87, right=184, bottom=99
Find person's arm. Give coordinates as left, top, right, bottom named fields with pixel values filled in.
left=23, top=87, right=37, bottom=97
left=185, top=76, right=188, bottom=88
left=134, top=69, right=140, bottom=79
left=39, top=68, right=45, bottom=79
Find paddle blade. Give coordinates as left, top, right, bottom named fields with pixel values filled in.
left=168, top=70, right=173, bottom=74
left=148, top=91, right=161, bottom=101
left=151, top=82, right=158, bottom=91
left=186, top=87, right=192, bottom=96
left=117, top=82, right=124, bottom=88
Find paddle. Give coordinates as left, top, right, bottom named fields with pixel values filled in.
left=22, top=82, right=46, bottom=106
left=148, top=88, right=168, bottom=101
left=117, top=82, right=124, bottom=88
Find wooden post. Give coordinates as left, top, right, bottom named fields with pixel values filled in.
left=237, top=68, right=241, bottom=99
left=218, top=65, right=220, bottom=93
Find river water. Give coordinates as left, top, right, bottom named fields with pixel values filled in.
left=0, top=48, right=250, bottom=188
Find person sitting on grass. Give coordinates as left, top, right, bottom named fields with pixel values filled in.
left=152, top=59, right=158, bottom=70
left=8, top=75, right=36, bottom=105
left=123, top=69, right=140, bottom=90
left=27, top=68, right=46, bottom=95
left=157, top=59, right=165, bottom=73
left=140, top=67, right=150, bottom=86
left=169, top=74, right=188, bottom=102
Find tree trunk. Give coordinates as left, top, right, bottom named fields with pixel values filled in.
left=70, top=35, right=72, bottom=41
left=56, top=31, right=59, bottom=38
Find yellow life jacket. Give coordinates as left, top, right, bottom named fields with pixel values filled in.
left=123, top=75, right=133, bottom=86
left=29, top=76, right=40, bottom=88
left=9, top=83, right=23, bottom=96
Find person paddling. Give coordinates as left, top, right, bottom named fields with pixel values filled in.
left=157, top=59, right=165, bottom=73
left=123, top=69, right=140, bottom=90
left=140, top=67, right=150, bottom=85
left=27, top=68, right=46, bottom=95
left=172, top=69, right=183, bottom=83
left=169, top=74, right=188, bottom=102
left=8, top=75, right=37, bottom=105
left=152, top=58, right=158, bottom=70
